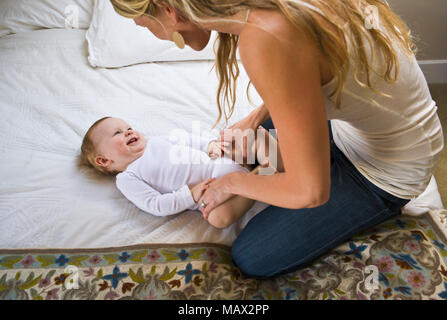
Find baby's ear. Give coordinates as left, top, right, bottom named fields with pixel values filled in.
left=94, top=155, right=111, bottom=167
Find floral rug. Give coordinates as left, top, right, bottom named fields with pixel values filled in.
left=1, top=213, right=447, bottom=300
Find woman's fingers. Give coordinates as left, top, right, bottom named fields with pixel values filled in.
left=202, top=206, right=210, bottom=219
left=198, top=179, right=214, bottom=198
left=199, top=188, right=217, bottom=218
left=219, top=128, right=234, bottom=142
left=203, top=201, right=213, bottom=218
left=199, top=196, right=210, bottom=219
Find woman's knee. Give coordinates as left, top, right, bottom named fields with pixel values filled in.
left=230, top=207, right=307, bottom=278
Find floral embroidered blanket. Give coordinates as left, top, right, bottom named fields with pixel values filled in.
left=1, top=214, right=446, bottom=300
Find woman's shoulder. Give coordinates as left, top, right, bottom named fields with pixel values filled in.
left=239, top=8, right=334, bottom=86
left=241, top=8, right=297, bottom=46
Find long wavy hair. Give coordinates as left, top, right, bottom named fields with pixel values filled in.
left=110, top=0, right=416, bottom=127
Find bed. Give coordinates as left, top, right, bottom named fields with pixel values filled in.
left=0, top=1, right=446, bottom=300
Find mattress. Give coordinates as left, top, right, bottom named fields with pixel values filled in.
left=0, top=28, right=445, bottom=249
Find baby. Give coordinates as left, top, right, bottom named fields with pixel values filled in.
left=80, top=117, right=283, bottom=229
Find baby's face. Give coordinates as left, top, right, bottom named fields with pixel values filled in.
left=90, top=117, right=147, bottom=170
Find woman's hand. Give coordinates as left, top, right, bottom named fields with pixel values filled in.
left=198, top=172, right=242, bottom=219
left=219, top=113, right=257, bottom=146
left=219, top=104, right=269, bottom=165
left=190, top=178, right=215, bottom=203
left=207, top=140, right=230, bottom=159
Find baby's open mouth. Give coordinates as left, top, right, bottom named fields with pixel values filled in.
left=127, top=137, right=138, bottom=145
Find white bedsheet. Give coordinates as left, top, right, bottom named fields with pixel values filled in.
left=0, top=28, right=269, bottom=249
left=0, top=29, right=444, bottom=249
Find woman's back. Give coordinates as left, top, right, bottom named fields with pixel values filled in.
left=323, top=39, right=444, bottom=199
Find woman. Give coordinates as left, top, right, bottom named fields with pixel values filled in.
left=110, top=0, right=444, bottom=278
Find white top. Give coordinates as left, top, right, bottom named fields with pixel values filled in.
left=322, top=41, right=444, bottom=200
left=115, top=133, right=248, bottom=216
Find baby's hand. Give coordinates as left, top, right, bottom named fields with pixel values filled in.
left=207, top=140, right=230, bottom=159
left=190, top=178, right=216, bottom=203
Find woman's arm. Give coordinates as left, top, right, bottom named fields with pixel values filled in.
left=220, top=103, right=270, bottom=140
left=199, top=16, right=331, bottom=214
left=247, top=103, right=271, bottom=129
left=234, top=19, right=331, bottom=208
left=166, top=131, right=215, bottom=154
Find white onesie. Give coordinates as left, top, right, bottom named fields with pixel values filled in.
left=115, top=132, right=249, bottom=217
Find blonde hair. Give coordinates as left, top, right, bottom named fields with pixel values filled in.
left=80, top=116, right=118, bottom=176
left=110, top=0, right=416, bottom=127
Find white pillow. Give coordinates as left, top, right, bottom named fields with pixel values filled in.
left=85, top=0, right=220, bottom=68
left=0, top=0, right=94, bottom=37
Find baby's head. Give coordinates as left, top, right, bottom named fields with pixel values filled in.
left=80, top=117, right=147, bottom=175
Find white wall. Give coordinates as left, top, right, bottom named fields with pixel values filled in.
left=388, top=0, right=447, bottom=83
left=389, top=0, right=447, bottom=60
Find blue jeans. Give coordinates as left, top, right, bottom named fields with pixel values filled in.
left=231, top=119, right=410, bottom=278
